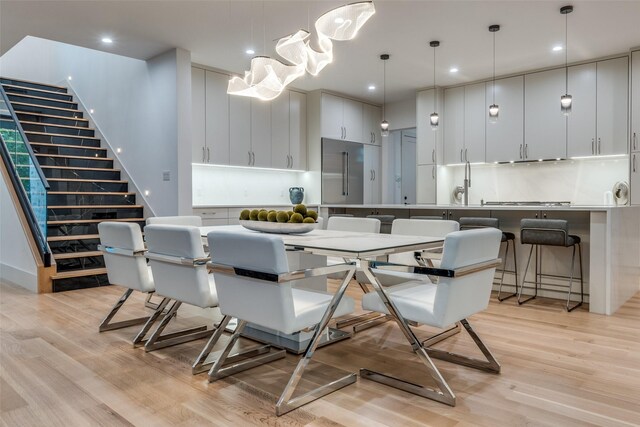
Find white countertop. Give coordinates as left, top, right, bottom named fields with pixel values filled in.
left=321, top=204, right=629, bottom=211
left=194, top=204, right=320, bottom=209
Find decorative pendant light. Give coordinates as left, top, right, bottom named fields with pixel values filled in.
left=430, top=41, right=440, bottom=130
left=488, top=24, right=500, bottom=123
left=560, top=5, right=573, bottom=115
left=380, top=53, right=390, bottom=137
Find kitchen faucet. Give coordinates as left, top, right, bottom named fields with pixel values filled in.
left=464, top=160, right=471, bottom=206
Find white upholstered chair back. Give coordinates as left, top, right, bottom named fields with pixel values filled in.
left=389, top=219, right=460, bottom=266
left=327, top=216, right=380, bottom=233
left=146, top=216, right=203, bottom=227
left=145, top=225, right=216, bottom=308
left=98, top=222, right=154, bottom=293
left=207, top=230, right=302, bottom=334
left=432, top=228, right=502, bottom=328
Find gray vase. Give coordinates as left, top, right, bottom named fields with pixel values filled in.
left=289, top=187, right=304, bottom=204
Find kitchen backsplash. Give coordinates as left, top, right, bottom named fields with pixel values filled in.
left=193, top=164, right=320, bottom=206
left=438, top=156, right=629, bottom=205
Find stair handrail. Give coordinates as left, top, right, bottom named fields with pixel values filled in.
left=0, top=85, right=51, bottom=267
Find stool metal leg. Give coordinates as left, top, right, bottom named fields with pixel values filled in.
left=497, top=239, right=517, bottom=302
left=518, top=244, right=538, bottom=305
left=566, top=243, right=584, bottom=312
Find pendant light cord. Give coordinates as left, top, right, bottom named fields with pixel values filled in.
left=492, top=30, right=496, bottom=104
left=433, top=45, right=436, bottom=111
left=565, top=11, right=568, bottom=92
left=383, top=59, right=386, bottom=119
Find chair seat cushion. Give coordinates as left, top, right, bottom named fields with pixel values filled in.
left=567, top=235, right=580, bottom=246
left=361, top=281, right=438, bottom=326
left=355, top=269, right=432, bottom=287
left=502, top=232, right=515, bottom=241
left=157, top=273, right=218, bottom=309
left=289, top=289, right=355, bottom=334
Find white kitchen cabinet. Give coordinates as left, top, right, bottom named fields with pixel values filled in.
left=567, top=63, right=597, bottom=157
left=229, top=96, right=252, bottom=166
left=632, top=153, right=640, bottom=205
left=416, top=89, right=438, bottom=165
left=289, top=91, right=307, bottom=170
left=362, top=103, right=381, bottom=145
left=464, top=82, right=486, bottom=163
left=596, top=57, right=628, bottom=156
left=343, top=98, right=363, bottom=143
left=416, top=164, right=437, bottom=204
left=633, top=51, right=640, bottom=154
left=364, top=144, right=381, bottom=204
left=250, top=99, right=271, bottom=168
left=443, top=86, right=465, bottom=164
left=525, top=68, right=567, bottom=160
left=320, top=93, right=364, bottom=143
left=205, top=70, right=230, bottom=164
left=486, top=75, right=524, bottom=163
left=271, top=91, right=290, bottom=169
left=191, top=67, right=206, bottom=163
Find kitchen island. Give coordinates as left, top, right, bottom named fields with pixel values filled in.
left=320, top=204, right=640, bottom=315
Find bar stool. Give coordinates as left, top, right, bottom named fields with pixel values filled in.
left=518, top=219, right=583, bottom=312
left=410, top=216, right=443, bottom=220
left=459, top=217, right=518, bottom=302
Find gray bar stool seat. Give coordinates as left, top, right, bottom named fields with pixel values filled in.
left=459, top=217, right=518, bottom=302
left=518, top=219, right=583, bottom=311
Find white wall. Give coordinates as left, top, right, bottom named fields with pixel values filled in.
left=0, top=172, right=38, bottom=291
left=0, top=36, right=192, bottom=215
left=437, top=157, right=629, bottom=205
left=386, top=97, right=416, bottom=130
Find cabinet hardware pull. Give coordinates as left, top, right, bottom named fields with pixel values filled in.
left=207, top=147, right=210, bottom=163
left=290, top=155, right=294, bottom=168
left=634, top=154, right=637, bottom=173
left=432, top=149, right=435, bottom=163
left=465, top=148, right=468, bottom=162
left=520, top=144, right=523, bottom=159
left=373, top=170, right=375, bottom=181
left=432, top=165, right=435, bottom=179
left=634, top=132, right=637, bottom=151
left=460, top=149, right=463, bottom=162
left=252, top=151, right=255, bottom=165
left=592, top=138, right=595, bottom=155
left=525, top=144, right=528, bottom=159
left=598, top=138, right=601, bottom=154
left=373, top=132, right=376, bottom=144
left=202, top=147, right=206, bottom=163
left=248, top=151, right=251, bottom=165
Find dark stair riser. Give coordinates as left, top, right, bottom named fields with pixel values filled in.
left=48, top=221, right=144, bottom=237
left=12, top=103, right=83, bottom=119
left=32, top=144, right=106, bottom=158
left=7, top=94, right=77, bottom=110
left=27, top=133, right=99, bottom=147
left=53, top=275, right=110, bottom=292
left=37, top=156, right=113, bottom=169
left=0, top=78, right=68, bottom=94
left=49, top=237, right=101, bottom=252
left=47, top=206, right=143, bottom=221
left=3, top=86, right=73, bottom=102
left=42, top=168, right=120, bottom=180
left=48, top=180, right=127, bottom=192
left=55, top=256, right=105, bottom=272
left=47, top=193, right=136, bottom=206
left=21, top=122, right=94, bottom=137
left=16, top=113, right=88, bottom=128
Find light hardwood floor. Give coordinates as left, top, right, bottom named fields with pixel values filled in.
left=1, top=280, right=639, bottom=427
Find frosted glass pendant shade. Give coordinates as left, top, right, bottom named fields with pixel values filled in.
left=430, top=112, right=439, bottom=130
left=561, top=94, right=572, bottom=115
left=380, top=120, right=389, bottom=137
left=489, top=104, right=499, bottom=123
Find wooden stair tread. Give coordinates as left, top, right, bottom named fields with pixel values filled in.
left=52, top=268, right=107, bottom=280
left=25, top=131, right=98, bottom=140
left=48, top=234, right=99, bottom=242
left=41, top=166, right=118, bottom=172
left=18, top=120, right=92, bottom=131
left=35, top=153, right=112, bottom=161
left=2, top=84, right=72, bottom=98
left=48, top=191, right=134, bottom=195
left=48, top=205, right=143, bottom=209
left=11, top=102, right=81, bottom=113
left=30, top=142, right=106, bottom=152
left=1, top=77, right=67, bottom=90
left=53, top=251, right=103, bottom=260
left=46, top=178, right=125, bottom=183
left=6, top=92, right=76, bottom=105
left=15, top=111, right=87, bottom=122
left=48, top=218, right=144, bottom=225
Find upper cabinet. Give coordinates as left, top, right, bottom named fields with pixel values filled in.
left=250, top=99, right=271, bottom=168
left=416, top=89, right=440, bottom=165
left=362, top=103, right=382, bottom=145
left=320, top=92, right=378, bottom=144
left=271, top=91, right=307, bottom=170
left=321, top=93, right=344, bottom=140
left=485, top=76, right=524, bottom=163
left=633, top=51, right=640, bottom=155
left=191, top=67, right=206, bottom=163
left=342, top=98, right=363, bottom=143
left=229, top=95, right=252, bottom=166
left=443, top=86, right=464, bottom=164
left=192, top=68, right=230, bottom=164
left=567, top=63, right=597, bottom=157
left=442, top=83, right=486, bottom=164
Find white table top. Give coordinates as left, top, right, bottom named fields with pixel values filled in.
left=200, top=225, right=443, bottom=258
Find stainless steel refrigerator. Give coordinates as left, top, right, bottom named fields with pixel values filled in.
left=321, top=138, right=364, bottom=204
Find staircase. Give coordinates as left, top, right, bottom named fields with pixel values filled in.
left=1, top=77, right=145, bottom=292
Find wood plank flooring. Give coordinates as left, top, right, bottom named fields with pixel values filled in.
left=1, top=281, right=639, bottom=426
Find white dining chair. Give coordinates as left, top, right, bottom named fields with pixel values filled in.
left=326, top=216, right=380, bottom=233
left=146, top=215, right=203, bottom=226
left=143, top=224, right=242, bottom=374
left=359, top=228, right=503, bottom=407
left=206, top=229, right=357, bottom=416
left=98, top=222, right=165, bottom=345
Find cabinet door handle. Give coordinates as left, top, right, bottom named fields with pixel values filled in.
left=207, top=147, right=210, bottom=163
left=373, top=132, right=376, bottom=144
left=525, top=144, right=528, bottom=159
left=634, top=132, right=637, bottom=151
left=432, top=165, right=435, bottom=179
left=465, top=148, right=468, bottom=162
left=432, top=149, right=435, bottom=163
left=598, top=138, right=601, bottom=154
left=252, top=151, right=256, bottom=165
left=519, top=144, right=523, bottom=159
left=373, top=170, right=376, bottom=181
left=202, top=147, right=206, bottom=163
left=248, top=151, right=251, bottom=165
left=633, top=154, right=637, bottom=173
left=592, top=138, right=595, bottom=155
left=290, top=155, right=294, bottom=168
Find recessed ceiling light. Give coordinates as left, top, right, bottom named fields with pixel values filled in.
left=89, top=109, right=94, bottom=114
left=101, top=37, right=113, bottom=44
left=553, top=45, right=563, bottom=52
left=449, top=67, right=459, bottom=73
left=67, top=76, right=72, bottom=81
left=368, top=85, right=376, bottom=91
left=335, top=17, right=345, bottom=24
left=245, top=48, right=255, bottom=55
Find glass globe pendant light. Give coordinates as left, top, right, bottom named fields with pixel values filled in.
left=560, top=5, right=573, bottom=115
left=380, top=53, right=390, bottom=137
left=430, top=41, right=440, bottom=130
left=488, top=25, right=500, bottom=123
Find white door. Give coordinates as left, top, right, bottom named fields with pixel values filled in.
left=191, top=67, right=206, bottom=163
left=401, top=132, right=416, bottom=204
left=271, top=91, right=290, bottom=169
left=321, top=93, right=344, bottom=140
left=205, top=70, right=230, bottom=165
left=229, top=96, right=252, bottom=166
left=416, top=164, right=436, bottom=204
left=486, top=76, right=524, bottom=163
left=342, top=98, right=363, bottom=143
left=289, top=91, right=307, bottom=170
left=632, top=51, right=640, bottom=153
left=597, top=57, right=629, bottom=156
left=362, top=103, right=381, bottom=145
left=251, top=99, right=271, bottom=167
left=567, top=63, right=597, bottom=157
left=443, top=86, right=465, bottom=164
left=464, top=82, right=486, bottom=163
left=525, top=68, right=567, bottom=160
left=416, top=89, right=438, bottom=165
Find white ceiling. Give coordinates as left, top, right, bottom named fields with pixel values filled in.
left=2, top=0, right=640, bottom=103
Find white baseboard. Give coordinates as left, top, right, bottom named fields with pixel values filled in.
left=0, top=263, right=37, bottom=292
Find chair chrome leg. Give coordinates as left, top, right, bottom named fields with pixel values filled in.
left=335, top=275, right=391, bottom=332
left=566, top=243, right=583, bottom=312
left=132, top=296, right=170, bottom=346
left=497, top=240, right=517, bottom=302
left=144, top=292, right=162, bottom=310
left=518, top=245, right=537, bottom=305
left=143, top=300, right=212, bottom=352
left=99, top=288, right=151, bottom=332
left=421, top=322, right=461, bottom=347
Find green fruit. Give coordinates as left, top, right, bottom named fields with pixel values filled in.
left=267, top=211, right=278, bottom=222
left=240, top=209, right=251, bottom=220
left=305, top=210, right=318, bottom=221
left=287, top=211, right=294, bottom=219
left=303, top=217, right=315, bottom=224
left=258, top=211, right=269, bottom=221
left=276, top=211, right=289, bottom=223
left=249, top=209, right=260, bottom=220
left=290, top=213, right=304, bottom=223
left=260, top=209, right=267, bottom=213
left=293, top=204, right=307, bottom=216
